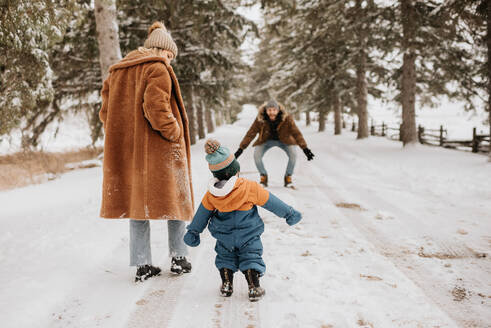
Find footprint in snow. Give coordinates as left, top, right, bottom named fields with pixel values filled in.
left=374, top=211, right=395, bottom=220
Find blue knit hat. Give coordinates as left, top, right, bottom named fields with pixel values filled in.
left=205, top=139, right=235, bottom=172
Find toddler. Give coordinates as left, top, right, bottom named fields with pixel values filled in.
left=184, top=139, right=302, bottom=301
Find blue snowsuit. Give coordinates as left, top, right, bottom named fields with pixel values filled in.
left=183, top=176, right=301, bottom=275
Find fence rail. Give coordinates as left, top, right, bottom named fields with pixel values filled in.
left=350, top=121, right=490, bottom=154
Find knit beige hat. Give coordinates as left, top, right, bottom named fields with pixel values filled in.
left=144, top=22, right=178, bottom=57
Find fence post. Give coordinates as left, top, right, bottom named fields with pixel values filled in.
left=418, top=125, right=424, bottom=144
left=370, top=120, right=375, bottom=136
left=352, top=121, right=355, bottom=132
left=439, top=125, right=444, bottom=146
left=472, top=127, right=478, bottom=153
left=342, top=120, right=346, bottom=129
left=399, top=124, right=403, bottom=141
left=382, top=122, right=386, bottom=137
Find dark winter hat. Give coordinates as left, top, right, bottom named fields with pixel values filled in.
left=144, top=22, right=178, bottom=57
left=265, top=99, right=279, bottom=110
left=214, top=160, right=240, bottom=181
left=205, top=139, right=240, bottom=180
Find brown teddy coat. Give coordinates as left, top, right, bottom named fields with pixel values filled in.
left=239, top=102, right=308, bottom=150
left=99, top=50, right=194, bottom=220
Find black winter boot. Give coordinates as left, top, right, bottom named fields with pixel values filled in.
left=243, top=269, right=265, bottom=302
left=219, top=268, right=234, bottom=297
left=171, top=256, right=192, bottom=274
left=135, top=265, right=161, bottom=282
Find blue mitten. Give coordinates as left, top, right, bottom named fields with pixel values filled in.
left=184, top=231, right=200, bottom=247
left=261, top=192, right=302, bottom=226
left=285, top=208, right=302, bottom=226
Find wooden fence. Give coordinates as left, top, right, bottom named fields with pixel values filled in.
left=350, top=121, right=490, bottom=153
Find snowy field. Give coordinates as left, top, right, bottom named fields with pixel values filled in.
left=0, top=113, right=103, bottom=155
left=1, top=105, right=490, bottom=328
left=366, top=96, right=489, bottom=139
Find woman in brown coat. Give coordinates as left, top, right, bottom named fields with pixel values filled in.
left=99, top=22, right=194, bottom=281
left=234, top=100, right=315, bottom=188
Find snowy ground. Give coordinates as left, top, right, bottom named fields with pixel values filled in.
left=1, top=105, right=490, bottom=328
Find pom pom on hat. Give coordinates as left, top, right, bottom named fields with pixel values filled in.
left=204, top=139, right=221, bottom=154
left=204, top=139, right=235, bottom=172
left=148, top=22, right=167, bottom=36
left=144, top=21, right=178, bottom=57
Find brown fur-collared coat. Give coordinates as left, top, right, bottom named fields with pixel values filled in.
left=99, top=50, right=194, bottom=220
left=239, top=102, right=308, bottom=150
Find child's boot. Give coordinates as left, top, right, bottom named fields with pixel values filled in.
left=243, top=269, right=265, bottom=302
left=284, top=175, right=293, bottom=187
left=219, top=268, right=234, bottom=297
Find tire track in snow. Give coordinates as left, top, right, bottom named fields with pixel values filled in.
left=125, top=272, right=191, bottom=328
left=305, top=156, right=484, bottom=327
left=213, top=283, right=262, bottom=328
left=125, top=245, right=207, bottom=328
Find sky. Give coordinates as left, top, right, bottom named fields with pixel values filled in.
left=237, top=3, right=263, bottom=66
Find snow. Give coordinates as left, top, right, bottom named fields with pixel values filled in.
left=1, top=105, right=490, bottom=327
left=366, top=96, right=488, bottom=139
left=0, top=113, right=103, bottom=155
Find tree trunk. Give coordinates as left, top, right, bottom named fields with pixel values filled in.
left=306, top=111, right=311, bottom=126
left=488, top=0, right=491, bottom=160
left=356, top=57, right=369, bottom=139
left=184, top=85, right=197, bottom=145
left=400, top=0, right=418, bottom=146
left=224, top=110, right=231, bottom=124
left=355, top=0, right=369, bottom=139
left=334, top=91, right=342, bottom=135
left=294, top=111, right=301, bottom=120
left=215, top=110, right=223, bottom=127
left=205, top=106, right=215, bottom=133
left=197, top=99, right=205, bottom=139
left=94, top=0, right=122, bottom=80
left=318, top=108, right=326, bottom=132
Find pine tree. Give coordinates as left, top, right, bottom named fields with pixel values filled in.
left=450, top=0, right=490, bottom=159
left=49, top=1, right=106, bottom=146
left=117, top=0, right=255, bottom=144
left=400, top=0, right=418, bottom=145
left=0, top=0, right=76, bottom=142
left=256, top=0, right=386, bottom=136
left=486, top=0, right=491, bottom=159
left=352, top=0, right=370, bottom=139
left=388, top=0, right=483, bottom=146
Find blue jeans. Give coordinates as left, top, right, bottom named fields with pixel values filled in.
left=129, top=219, right=188, bottom=266
left=254, top=140, right=297, bottom=177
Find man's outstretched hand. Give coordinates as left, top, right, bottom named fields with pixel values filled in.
left=303, top=148, right=315, bottom=161
left=234, top=148, right=243, bottom=159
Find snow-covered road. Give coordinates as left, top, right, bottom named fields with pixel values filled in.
left=1, top=105, right=490, bottom=327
